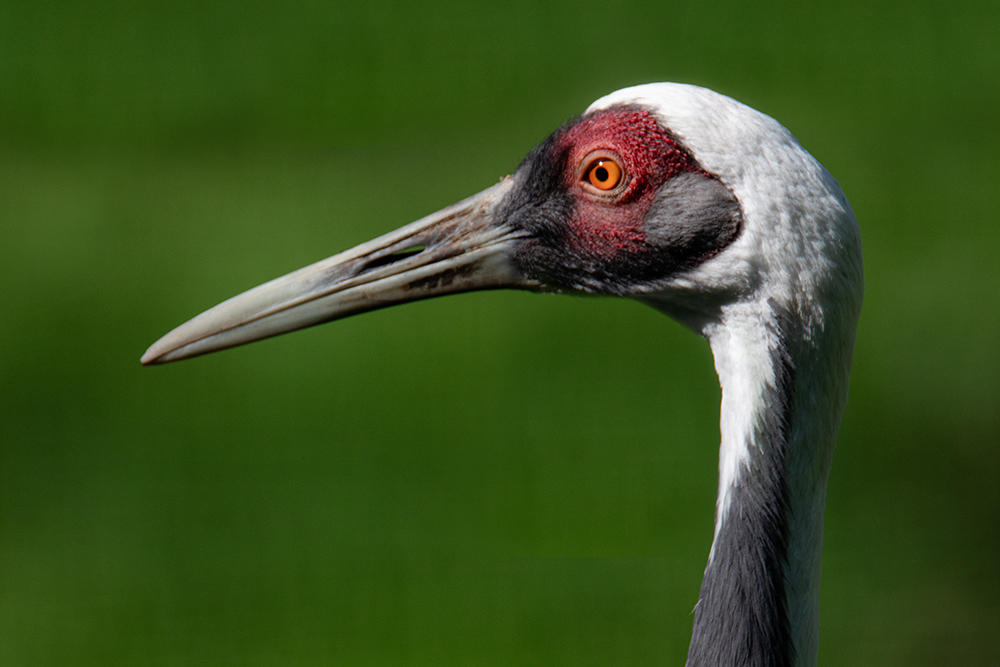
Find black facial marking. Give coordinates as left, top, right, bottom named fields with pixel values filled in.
left=495, top=130, right=578, bottom=280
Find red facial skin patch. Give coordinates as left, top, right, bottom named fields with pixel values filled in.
left=555, top=107, right=708, bottom=258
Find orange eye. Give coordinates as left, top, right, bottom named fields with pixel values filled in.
left=586, top=158, right=623, bottom=191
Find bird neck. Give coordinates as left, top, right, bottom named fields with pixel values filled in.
left=685, top=298, right=852, bottom=667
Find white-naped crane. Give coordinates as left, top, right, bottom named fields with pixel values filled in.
left=143, top=83, right=863, bottom=667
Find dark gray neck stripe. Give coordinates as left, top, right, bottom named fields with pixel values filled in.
left=687, top=303, right=796, bottom=667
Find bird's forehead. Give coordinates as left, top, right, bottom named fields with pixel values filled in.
left=555, top=105, right=704, bottom=178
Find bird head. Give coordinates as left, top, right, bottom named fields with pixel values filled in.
left=501, top=102, right=741, bottom=297
left=142, top=83, right=858, bottom=365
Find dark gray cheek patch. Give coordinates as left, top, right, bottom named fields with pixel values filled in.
left=643, top=171, right=743, bottom=266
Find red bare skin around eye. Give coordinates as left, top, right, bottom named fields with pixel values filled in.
left=556, top=107, right=707, bottom=257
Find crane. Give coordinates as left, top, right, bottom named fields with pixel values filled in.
left=142, top=83, right=863, bottom=667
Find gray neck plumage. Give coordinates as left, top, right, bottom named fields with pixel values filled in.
left=685, top=297, right=850, bottom=667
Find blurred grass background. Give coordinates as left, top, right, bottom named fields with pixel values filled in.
left=1, top=0, right=998, bottom=665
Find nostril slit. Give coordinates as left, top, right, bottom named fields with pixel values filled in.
left=360, top=244, right=427, bottom=273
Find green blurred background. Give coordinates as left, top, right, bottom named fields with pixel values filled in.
left=2, top=1, right=997, bottom=664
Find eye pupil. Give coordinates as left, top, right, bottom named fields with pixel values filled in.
left=595, top=166, right=609, bottom=182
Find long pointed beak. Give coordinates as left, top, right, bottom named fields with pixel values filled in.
left=142, top=177, right=535, bottom=365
